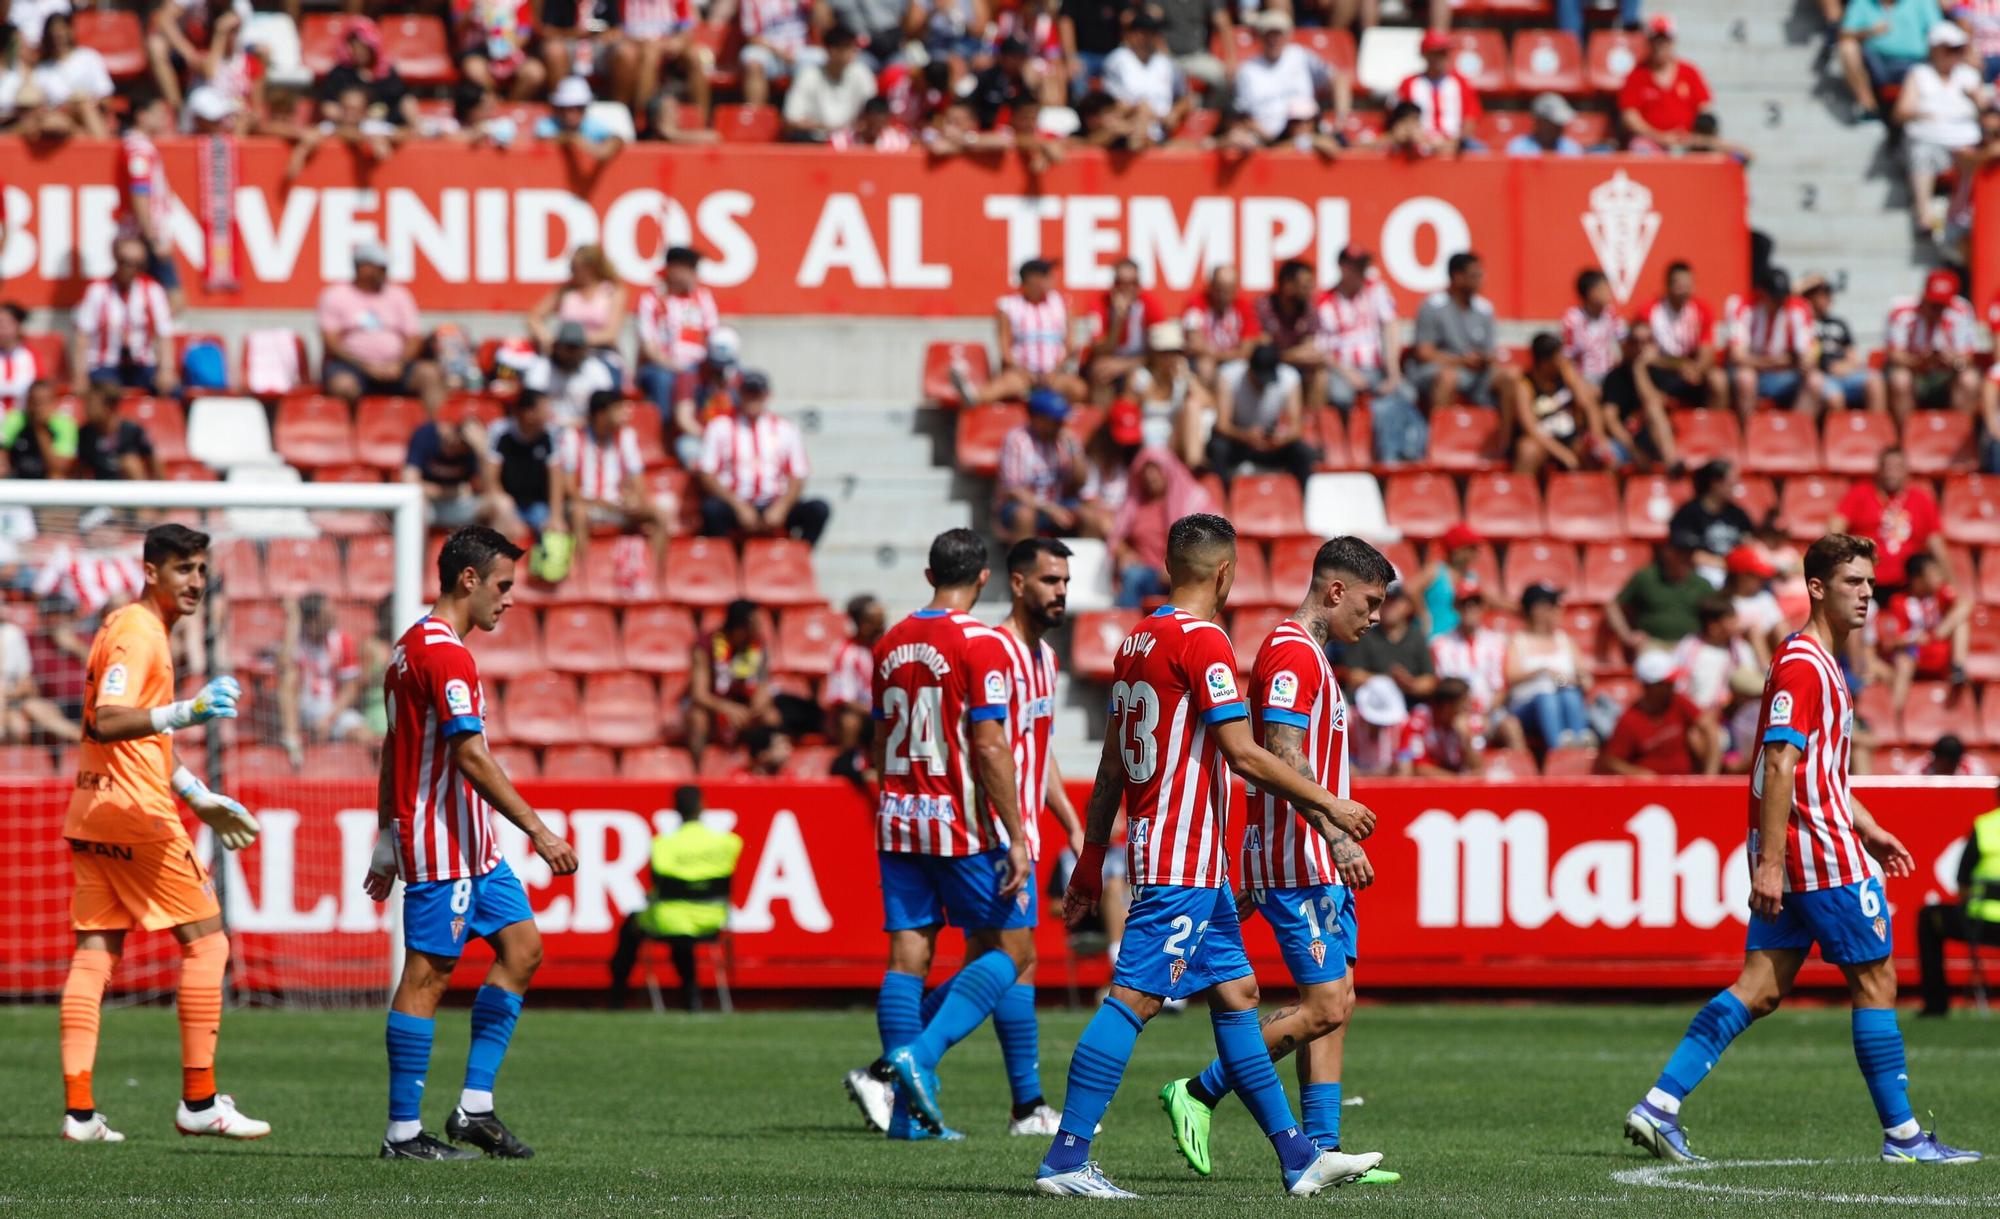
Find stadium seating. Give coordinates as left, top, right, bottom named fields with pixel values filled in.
left=1303, top=472, right=1395, bottom=540
left=1823, top=411, right=1896, bottom=475
left=742, top=539, right=821, bottom=606
left=1587, top=29, right=1646, bottom=92
left=1293, top=27, right=1357, bottom=74
left=1742, top=411, right=1819, bottom=474
left=1944, top=475, right=2000, bottom=546
left=774, top=605, right=848, bottom=677
left=665, top=538, right=743, bottom=606
left=275, top=395, right=358, bottom=469
left=1620, top=475, right=1679, bottom=541
left=1268, top=535, right=1320, bottom=597
left=1060, top=538, right=1115, bottom=612
left=1542, top=746, right=1596, bottom=776
left=343, top=534, right=397, bottom=601
left=264, top=537, right=338, bottom=599
left=1579, top=540, right=1650, bottom=603
left=1445, top=29, right=1510, bottom=92
left=1231, top=607, right=1287, bottom=672
left=469, top=609, right=544, bottom=679
left=188, top=397, right=277, bottom=469
left=1903, top=411, right=1976, bottom=474
left=1230, top=474, right=1306, bottom=539
left=1670, top=410, right=1743, bottom=467
left=1230, top=538, right=1276, bottom=606
left=299, top=14, right=347, bottom=76
left=75, top=9, right=146, bottom=80
left=954, top=405, right=1021, bottom=477
left=225, top=601, right=288, bottom=665
left=490, top=744, right=542, bottom=777
left=1502, top=540, right=1579, bottom=600
left=120, top=397, right=188, bottom=463
left=1426, top=407, right=1503, bottom=470
left=582, top=673, right=662, bottom=747
left=1780, top=473, right=1844, bottom=541
left=504, top=673, right=585, bottom=746
left=923, top=342, right=989, bottom=406
left=542, top=744, right=617, bottom=779
left=1463, top=473, right=1544, bottom=539
left=622, top=605, right=697, bottom=674
left=1072, top=610, right=1141, bottom=681
left=1544, top=472, right=1622, bottom=542
left=1902, top=682, right=1976, bottom=746
left=545, top=605, right=625, bottom=673
left=1357, top=26, right=1424, bottom=94
left=1968, top=605, right=2000, bottom=681
left=622, top=747, right=696, bottom=780
left=1483, top=747, right=1539, bottom=778
left=1510, top=29, right=1585, bottom=96
left=716, top=104, right=782, bottom=143
left=1385, top=471, right=1463, bottom=539
left=356, top=397, right=428, bottom=471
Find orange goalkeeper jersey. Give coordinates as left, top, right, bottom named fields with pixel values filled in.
left=65, top=603, right=184, bottom=844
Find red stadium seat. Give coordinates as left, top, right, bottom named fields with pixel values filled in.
left=1174, top=108, right=1221, bottom=141
left=225, top=601, right=287, bottom=665
left=504, top=673, right=584, bottom=746
left=0, top=743, right=59, bottom=778
left=1903, top=411, right=1976, bottom=474
left=1376, top=539, right=1421, bottom=586
left=1780, top=474, right=1844, bottom=541
left=440, top=393, right=504, bottom=426
left=1944, top=475, right=2000, bottom=546
left=1587, top=29, right=1647, bottom=93
left=544, top=605, right=624, bottom=673
left=1293, top=27, right=1357, bottom=74
left=1742, top=411, right=1820, bottom=474
left=1545, top=472, right=1622, bottom=541
left=301, top=742, right=378, bottom=778
left=1307, top=407, right=1351, bottom=470
left=955, top=404, right=1023, bottom=477
left=1482, top=746, right=1539, bottom=778
left=1426, top=407, right=1502, bottom=470
left=623, top=605, right=697, bottom=674
left=1731, top=473, right=1777, bottom=530
left=300, top=14, right=346, bottom=76
left=356, top=397, right=426, bottom=470
left=274, top=395, right=357, bottom=468
left=665, top=538, right=743, bottom=607
left=542, top=744, right=616, bottom=779
left=1977, top=548, right=2000, bottom=603
left=1510, top=29, right=1585, bottom=96
left=1463, top=473, right=1544, bottom=539
left=1542, top=746, right=1595, bottom=776
left=467, top=610, right=543, bottom=680
left=1578, top=540, right=1651, bottom=604
left=1072, top=610, right=1142, bottom=681
left=1230, top=474, right=1306, bottom=539
left=489, top=744, right=541, bottom=778
left=1566, top=111, right=1611, bottom=147
left=1502, top=541, right=1579, bottom=601
left=119, top=397, right=187, bottom=462
left=1968, top=604, right=2000, bottom=681
left=741, top=538, right=821, bottom=606
left=1384, top=471, right=1463, bottom=539
left=1670, top=410, right=1742, bottom=467
left=264, top=537, right=339, bottom=599
left=658, top=673, right=691, bottom=740
left=211, top=540, right=268, bottom=600
left=1559, top=604, right=1613, bottom=671
left=621, top=747, right=695, bottom=781
left=229, top=744, right=294, bottom=779
left=715, top=104, right=781, bottom=142
left=74, top=9, right=145, bottom=80
left=1230, top=608, right=1287, bottom=672
left=1229, top=539, right=1276, bottom=607
left=379, top=15, right=455, bottom=85
left=343, top=535, right=396, bottom=601
left=1903, top=682, right=1979, bottom=746
left=1619, top=475, right=1682, bottom=541
left=1444, top=29, right=1509, bottom=92
left=774, top=605, right=848, bottom=677
left=1823, top=410, right=1897, bottom=476
left=785, top=744, right=838, bottom=779
left=1268, top=536, right=1321, bottom=597
left=923, top=341, right=989, bottom=407
left=1855, top=680, right=1897, bottom=742
left=582, top=673, right=662, bottom=747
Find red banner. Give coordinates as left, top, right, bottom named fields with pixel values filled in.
left=3, top=776, right=1985, bottom=998
left=0, top=139, right=1746, bottom=319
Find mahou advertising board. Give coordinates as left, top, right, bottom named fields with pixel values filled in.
left=0, top=140, right=1745, bottom=319
left=2, top=777, right=1984, bottom=997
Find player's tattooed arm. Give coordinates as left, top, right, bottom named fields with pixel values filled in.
left=1266, top=721, right=1376, bottom=890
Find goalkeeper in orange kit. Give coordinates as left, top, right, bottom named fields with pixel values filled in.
left=59, top=523, right=268, bottom=1144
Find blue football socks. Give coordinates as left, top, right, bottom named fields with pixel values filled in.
left=994, top=982, right=1042, bottom=1107
left=1302, top=1081, right=1342, bottom=1148
left=1653, top=990, right=1752, bottom=1106
left=877, top=970, right=925, bottom=1131
left=462, top=985, right=523, bottom=1110
left=1041, top=997, right=1144, bottom=1172
left=1852, top=1007, right=1916, bottom=1133
left=1190, top=1056, right=1230, bottom=1109
left=1212, top=1007, right=1313, bottom=1170
left=385, top=1009, right=435, bottom=1129
left=911, top=950, right=1017, bottom=1067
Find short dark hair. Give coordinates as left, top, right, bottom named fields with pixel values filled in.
left=823, top=22, right=858, bottom=47
left=1388, top=99, right=1422, bottom=125
left=1276, top=259, right=1314, bottom=286
left=1803, top=533, right=1876, bottom=584
left=1904, top=551, right=1939, bottom=583
left=299, top=592, right=330, bottom=622
left=1007, top=536, right=1073, bottom=576
left=1693, top=459, right=1733, bottom=497
left=674, top=784, right=703, bottom=817
left=1166, top=512, right=1236, bottom=580
left=436, top=525, right=524, bottom=592
left=1312, top=536, right=1395, bottom=590
left=1756, top=265, right=1790, bottom=298
left=1019, top=257, right=1053, bottom=280
left=143, top=523, right=209, bottom=567
left=1435, top=676, right=1471, bottom=703
left=723, top=598, right=759, bottom=632
left=1666, top=259, right=1693, bottom=281
left=1447, top=251, right=1480, bottom=279
left=1529, top=332, right=1562, bottom=363
left=1575, top=269, right=1606, bottom=298
left=1696, top=595, right=1735, bottom=628
left=744, top=724, right=781, bottom=758
left=0, top=301, right=26, bottom=325
left=845, top=593, right=879, bottom=628
left=588, top=389, right=622, bottom=418
left=928, top=528, right=989, bottom=588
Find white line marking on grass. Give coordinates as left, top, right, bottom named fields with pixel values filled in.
left=1612, top=1158, right=1974, bottom=1207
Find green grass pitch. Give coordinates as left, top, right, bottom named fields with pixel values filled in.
left=2, top=1002, right=1995, bottom=1216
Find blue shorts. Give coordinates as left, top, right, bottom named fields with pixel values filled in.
left=1824, top=369, right=1873, bottom=408
left=1755, top=369, right=1804, bottom=405
left=1744, top=875, right=1893, bottom=965
left=402, top=859, right=534, bottom=958
left=1256, top=883, right=1356, bottom=986
left=1112, top=884, right=1253, bottom=1001
left=879, top=847, right=1036, bottom=932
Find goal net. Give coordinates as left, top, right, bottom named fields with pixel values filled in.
left=0, top=479, right=424, bottom=1009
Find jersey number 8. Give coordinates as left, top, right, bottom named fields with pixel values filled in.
left=882, top=686, right=946, bottom=776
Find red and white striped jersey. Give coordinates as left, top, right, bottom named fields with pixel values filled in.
left=1884, top=295, right=1978, bottom=358
left=998, top=290, right=1070, bottom=374
left=1242, top=619, right=1345, bottom=891
left=1181, top=291, right=1259, bottom=354
left=1086, top=291, right=1160, bottom=357
left=298, top=628, right=361, bottom=708
left=697, top=410, right=808, bottom=507
left=636, top=284, right=719, bottom=371
left=1431, top=627, right=1508, bottom=716
left=738, top=0, right=810, bottom=53
left=557, top=423, right=643, bottom=502
left=1723, top=293, right=1816, bottom=363
left=995, top=621, right=1059, bottom=861
left=385, top=615, right=502, bottom=884
left=115, top=131, right=173, bottom=243
left=0, top=342, right=38, bottom=413
left=29, top=543, right=145, bottom=614
left=873, top=608, right=1016, bottom=857
left=1559, top=304, right=1626, bottom=383
left=824, top=638, right=873, bottom=709
left=1397, top=70, right=1482, bottom=139
left=1748, top=631, right=1869, bottom=893
left=623, top=0, right=696, bottom=39
left=1643, top=295, right=1716, bottom=360
left=1314, top=281, right=1397, bottom=371
left=73, top=276, right=174, bottom=369
left=1111, top=606, right=1248, bottom=889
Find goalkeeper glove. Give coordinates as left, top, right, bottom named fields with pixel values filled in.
left=174, top=766, right=260, bottom=850
left=151, top=675, right=241, bottom=733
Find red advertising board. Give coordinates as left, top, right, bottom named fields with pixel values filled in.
left=2, top=776, right=1984, bottom=998
left=0, top=139, right=1745, bottom=320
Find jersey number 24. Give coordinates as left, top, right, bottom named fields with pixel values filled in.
left=882, top=686, right=946, bottom=775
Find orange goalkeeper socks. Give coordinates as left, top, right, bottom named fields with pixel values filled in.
left=60, top=948, right=118, bottom=1114
left=178, top=932, right=228, bottom=1104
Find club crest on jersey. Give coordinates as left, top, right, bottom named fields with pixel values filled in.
left=450, top=916, right=466, bottom=942
left=1168, top=958, right=1188, bottom=986
left=1309, top=939, right=1326, bottom=967
left=1874, top=916, right=1887, bottom=942
left=1331, top=700, right=1346, bottom=732
left=445, top=679, right=474, bottom=717
left=1205, top=662, right=1238, bottom=704
left=1017, top=888, right=1031, bottom=913
left=1769, top=691, right=1794, bottom=726
left=1268, top=670, right=1300, bottom=709
left=102, top=663, right=128, bottom=697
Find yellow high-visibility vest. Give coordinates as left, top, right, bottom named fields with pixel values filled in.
left=1970, top=809, right=2000, bottom=924
left=634, top=821, right=742, bottom=939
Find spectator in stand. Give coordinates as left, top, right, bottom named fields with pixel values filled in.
left=452, top=0, right=547, bottom=101
left=1338, top=582, right=1438, bottom=704
left=994, top=387, right=1086, bottom=544
left=1410, top=251, right=1516, bottom=420
left=1109, top=446, right=1210, bottom=605
left=0, top=304, right=37, bottom=414
left=1609, top=540, right=1711, bottom=650
left=1432, top=585, right=1526, bottom=750
left=1399, top=29, right=1483, bottom=153
left=1670, top=459, right=1755, bottom=584
left=824, top=592, right=885, bottom=788
left=560, top=389, right=672, bottom=576
left=317, top=17, right=415, bottom=130
left=713, top=0, right=820, bottom=108
left=1641, top=260, right=1726, bottom=407
left=537, top=76, right=626, bottom=163
left=1318, top=247, right=1423, bottom=464
left=1128, top=321, right=1213, bottom=469
left=1078, top=399, right=1142, bottom=537
left=1942, top=102, right=2000, bottom=259
left=1881, top=550, right=1972, bottom=710
left=1210, top=343, right=1316, bottom=485
left=1556, top=0, right=1641, bottom=39
left=783, top=24, right=878, bottom=138
left=489, top=391, right=566, bottom=536
left=1181, top=265, right=1259, bottom=395
left=1799, top=271, right=1887, bottom=413
left=688, top=597, right=822, bottom=760
left=1254, top=259, right=1328, bottom=407
left=1156, top=0, right=1232, bottom=93
left=1597, top=649, right=1720, bottom=775
left=1562, top=269, right=1627, bottom=388
left=76, top=383, right=160, bottom=482
left=276, top=593, right=374, bottom=768
left=1348, top=675, right=1409, bottom=778
left=115, top=93, right=182, bottom=311
left=1897, top=23, right=1984, bottom=241
left=642, top=90, right=722, bottom=144
left=636, top=245, right=720, bottom=459
left=1506, top=91, right=1585, bottom=157
left=294, top=78, right=400, bottom=174
left=1, top=613, right=80, bottom=743
left=822, top=0, right=919, bottom=70
left=403, top=406, right=513, bottom=531
left=672, top=327, right=745, bottom=459
left=524, top=321, right=620, bottom=428
left=1832, top=448, right=1949, bottom=592
left=1885, top=268, right=1980, bottom=422
left=1377, top=99, right=1447, bottom=160
left=963, top=258, right=1089, bottom=405
left=431, top=79, right=518, bottom=146
left=1510, top=332, right=1629, bottom=475
left=73, top=236, right=177, bottom=396
left=1059, top=0, right=1130, bottom=97
left=528, top=245, right=628, bottom=381
left=606, top=0, right=712, bottom=123
left=1084, top=258, right=1158, bottom=403
left=1395, top=675, right=1484, bottom=777
left=1597, top=320, right=1678, bottom=468
left=1102, top=8, right=1190, bottom=145
left=736, top=724, right=794, bottom=777
left=0, top=381, right=76, bottom=479
left=695, top=370, right=832, bottom=545
left=318, top=241, right=441, bottom=408
left=1725, top=543, right=1786, bottom=665
left=1418, top=521, right=1483, bottom=638
left=1724, top=265, right=1821, bottom=420
left=1505, top=583, right=1594, bottom=750
left=32, top=12, right=112, bottom=138
left=144, top=0, right=244, bottom=112
left=831, top=96, right=915, bottom=149
left=967, top=36, right=1038, bottom=130
left=1839, top=0, right=1945, bottom=119
left=1229, top=10, right=1343, bottom=147
left=1959, top=0, right=2000, bottom=79
left=1670, top=595, right=1760, bottom=714
left=1618, top=16, right=1715, bottom=152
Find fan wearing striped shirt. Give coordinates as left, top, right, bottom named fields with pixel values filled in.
left=559, top=390, right=671, bottom=578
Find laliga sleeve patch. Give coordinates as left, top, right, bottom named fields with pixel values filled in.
left=984, top=669, right=1010, bottom=705
left=1769, top=690, right=1793, bottom=726
left=101, top=663, right=128, bottom=698
left=1205, top=661, right=1239, bottom=704
left=445, top=679, right=474, bottom=717
left=1267, top=670, right=1300, bottom=710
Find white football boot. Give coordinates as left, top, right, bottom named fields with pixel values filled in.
left=63, top=1113, right=125, bottom=1143
left=175, top=1094, right=271, bottom=1140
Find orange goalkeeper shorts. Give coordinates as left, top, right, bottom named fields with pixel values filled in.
left=69, top=837, right=221, bottom=932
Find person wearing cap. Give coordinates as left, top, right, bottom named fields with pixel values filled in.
left=1597, top=650, right=1720, bottom=776
left=1838, top=0, right=1947, bottom=119
left=1798, top=273, right=1886, bottom=413
left=1721, top=266, right=1821, bottom=420
left=1505, top=91, right=1584, bottom=157
left=1409, top=251, right=1517, bottom=416
left=1317, top=247, right=1422, bottom=463
left=1210, top=341, right=1317, bottom=486
left=1077, top=397, right=1146, bottom=537
left=1338, top=583, right=1437, bottom=705
left=1107, top=445, right=1212, bottom=605
left=637, top=245, right=722, bottom=449
left=696, top=369, right=832, bottom=546
left=1639, top=260, right=1727, bottom=408
left=993, top=387, right=1087, bottom=544
left=1230, top=10, right=1340, bottom=145
left=1348, top=674, right=1410, bottom=777
left=317, top=240, right=440, bottom=407
left=1896, top=24, right=1983, bottom=239
left=1417, top=522, right=1483, bottom=639
left=1084, top=259, right=1162, bottom=403
left=1723, top=544, right=1786, bottom=665
left=522, top=320, right=620, bottom=428
left=1609, top=541, right=1714, bottom=651
left=1505, top=584, right=1594, bottom=751
left=969, top=258, right=1089, bottom=406
left=1882, top=268, right=1979, bottom=421
left=1102, top=8, right=1191, bottom=146
left=73, top=235, right=179, bottom=397
left=1180, top=266, right=1260, bottom=394
left=669, top=328, right=746, bottom=466
left=1395, top=676, right=1484, bottom=777
left=535, top=75, right=625, bottom=162
left=1430, top=584, right=1525, bottom=751
left=1617, top=15, right=1715, bottom=150
left=782, top=24, right=878, bottom=138
left=1668, top=459, right=1754, bottom=584
left=528, top=244, right=628, bottom=381
left=1398, top=29, right=1484, bottom=153
left=1129, top=319, right=1216, bottom=469
left=1880, top=550, right=1972, bottom=713
left=1831, top=448, right=1950, bottom=590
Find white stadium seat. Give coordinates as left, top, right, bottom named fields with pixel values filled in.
left=1304, top=472, right=1400, bottom=542
left=1059, top=537, right=1114, bottom=612
left=187, top=396, right=276, bottom=469
left=224, top=463, right=319, bottom=539
left=1357, top=27, right=1424, bottom=98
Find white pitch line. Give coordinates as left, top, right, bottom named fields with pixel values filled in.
left=1611, top=1157, right=1976, bottom=1207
